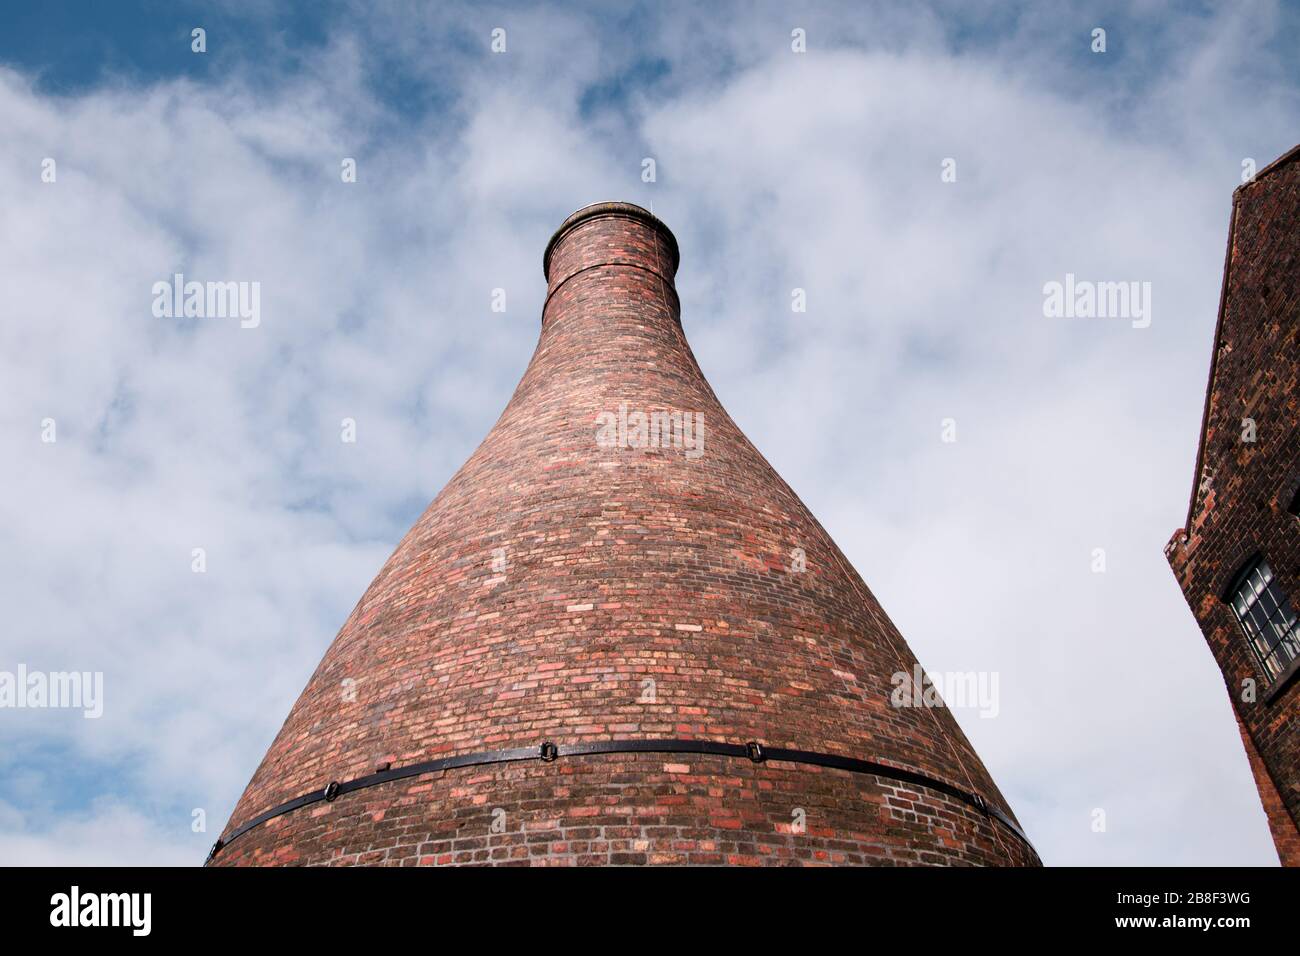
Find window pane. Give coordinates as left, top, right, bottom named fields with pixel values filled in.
left=1280, top=634, right=1300, bottom=667
left=1229, top=557, right=1298, bottom=682
left=1247, top=602, right=1272, bottom=635
left=1252, top=576, right=1268, bottom=600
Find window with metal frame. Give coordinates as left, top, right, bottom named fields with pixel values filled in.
left=1228, top=557, right=1300, bottom=682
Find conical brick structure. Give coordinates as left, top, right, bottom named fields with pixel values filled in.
left=213, top=202, right=1039, bottom=866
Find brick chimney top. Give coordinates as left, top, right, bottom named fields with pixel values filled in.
left=542, top=201, right=680, bottom=284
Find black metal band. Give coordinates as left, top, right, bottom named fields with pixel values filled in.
left=208, top=738, right=1036, bottom=863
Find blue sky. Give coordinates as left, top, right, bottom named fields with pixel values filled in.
left=1, top=1, right=1298, bottom=864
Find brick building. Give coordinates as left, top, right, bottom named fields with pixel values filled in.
left=1166, top=145, right=1300, bottom=866
left=211, top=201, right=1038, bottom=866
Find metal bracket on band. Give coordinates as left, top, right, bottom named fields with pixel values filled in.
left=208, top=738, right=1036, bottom=863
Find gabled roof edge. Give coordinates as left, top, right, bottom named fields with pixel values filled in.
left=1178, top=143, right=1300, bottom=536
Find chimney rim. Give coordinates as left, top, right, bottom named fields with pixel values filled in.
left=543, top=200, right=680, bottom=281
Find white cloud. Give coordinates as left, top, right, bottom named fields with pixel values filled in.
left=0, top=798, right=201, bottom=867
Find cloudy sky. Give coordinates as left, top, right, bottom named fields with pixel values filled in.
left=1, top=0, right=1296, bottom=866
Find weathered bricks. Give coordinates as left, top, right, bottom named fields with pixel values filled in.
left=1166, top=145, right=1300, bottom=866
left=215, top=202, right=1037, bottom=866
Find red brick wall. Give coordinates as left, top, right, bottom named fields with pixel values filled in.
left=1235, top=713, right=1300, bottom=866
left=1166, top=147, right=1300, bottom=866
left=216, top=202, right=1037, bottom=866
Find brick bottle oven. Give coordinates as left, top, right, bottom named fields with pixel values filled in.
left=212, top=202, right=1039, bottom=866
